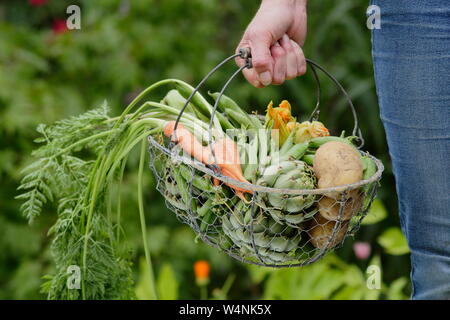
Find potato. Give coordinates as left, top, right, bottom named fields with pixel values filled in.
left=317, top=191, right=363, bottom=221
left=313, top=141, right=363, bottom=199
left=308, top=214, right=349, bottom=249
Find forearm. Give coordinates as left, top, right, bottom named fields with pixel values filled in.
left=262, top=0, right=307, bottom=7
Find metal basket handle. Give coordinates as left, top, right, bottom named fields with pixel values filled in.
left=171, top=47, right=364, bottom=173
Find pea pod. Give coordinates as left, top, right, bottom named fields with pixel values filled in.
left=208, top=91, right=241, bottom=113
left=200, top=208, right=218, bottom=232
left=301, top=154, right=315, bottom=166
left=361, top=155, right=377, bottom=192
left=174, top=82, right=224, bottom=131
left=208, top=92, right=262, bottom=129
left=279, top=131, right=295, bottom=155
left=197, top=198, right=214, bottom=217
left=162, top=89, right=197, bottom=115
left=244, top=132, right=259, bottom=182
left=225, top=108, right=254, bottom=129
left=216, top=112, right=236, bottom=131
left=237, top=131, right=248, bottom=172
left=258, top=129, right=269, bottom=168
left=308, top=136, right=355, bottom=149
left=171, top=166, right=190, bottom=206
left=178, top=164, right=213, bottom=192
left=277, top=142, right=309, bottom=163
left=175, top=83, right=211, bottom=118
left=362, top=156, right=377, bottom=180
left=164, top=195, right=189, bottom=211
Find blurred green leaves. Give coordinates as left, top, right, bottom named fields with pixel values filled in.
left=248, top=254, right=408, bottom=300
left=135, top=257, right=157, bottom=300
left=362, top=198, right=387, bottom=225
left=377, top=228, right=410, bottom=256
left=156, top=264, right=179, bottom=300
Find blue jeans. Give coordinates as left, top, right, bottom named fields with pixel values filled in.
left=371, top=0, right=450, bottom=299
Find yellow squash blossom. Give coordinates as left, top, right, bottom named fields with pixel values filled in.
left=293, top=120, right=330, bottom=143
left=266, top=100, right=295, bottom=146
left=265, top=100, right=330, bottom=145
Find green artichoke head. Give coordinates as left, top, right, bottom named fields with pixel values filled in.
left=256, top=160, right=317, bottom=214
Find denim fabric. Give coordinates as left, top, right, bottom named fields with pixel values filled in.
left=371, top=0, right=450, bottom=299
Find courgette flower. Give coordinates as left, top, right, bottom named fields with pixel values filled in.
left=292, top=120, right=330, bottom=143
left=266, top=100, right=295, bottom=146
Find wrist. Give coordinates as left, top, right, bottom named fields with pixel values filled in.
left=262, top=0, right=307, bottom=8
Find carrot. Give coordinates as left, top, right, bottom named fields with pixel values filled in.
left=213, top=137, right=253, bottom=195
left=164, top=121, right=211, bottom=164
left=165, top=121, right=252, bottom=197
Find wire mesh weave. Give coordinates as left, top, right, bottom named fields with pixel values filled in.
left=147, top=49, right=384, bottom=267
left=148, top=134, right=382, bottom=267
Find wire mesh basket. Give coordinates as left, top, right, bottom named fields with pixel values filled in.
left=148, top=48, right=384, bottom=267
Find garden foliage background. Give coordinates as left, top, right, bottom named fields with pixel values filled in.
left=0, top=0, right=411, bottom=299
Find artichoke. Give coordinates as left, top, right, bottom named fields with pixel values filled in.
left=255, top=160, right=317, bottom=225
left=222, top=201, right=303, bottom=264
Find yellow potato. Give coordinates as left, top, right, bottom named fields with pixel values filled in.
left=308, top=214, right=349, bottom=249
left=313, top=141, right=363, bottom=199
left=317, top=191, right=363, bottom=221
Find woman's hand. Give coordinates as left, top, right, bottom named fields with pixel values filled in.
left=236, top=0, right=308, bottom=87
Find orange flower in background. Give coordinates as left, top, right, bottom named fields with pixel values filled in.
left=194, top=260, right=210, bottom=286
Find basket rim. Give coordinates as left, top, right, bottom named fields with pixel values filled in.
left=148, top=135, right=384, bottom=196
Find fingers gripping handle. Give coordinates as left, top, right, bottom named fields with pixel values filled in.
left=239, top=47, right=253, bottom=68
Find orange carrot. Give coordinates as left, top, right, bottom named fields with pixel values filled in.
left=164, top=121, right=211, bottom=164
left=164, top=121, right=252, bottom=197
left=213, top=137, right=253, bottom=195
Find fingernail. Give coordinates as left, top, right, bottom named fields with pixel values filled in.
left=259, top=71, right=271, bottom=86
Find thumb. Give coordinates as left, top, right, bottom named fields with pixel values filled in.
left=248, top=33, right=273, bottom=86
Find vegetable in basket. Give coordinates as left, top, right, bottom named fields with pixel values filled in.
left=164, top=120, right=252, bottom=197
left=307, top=215, right=349, bottom=249
left=265, top=99, right=330, bottom=146
left=222, top=202, right=303, bottom=264
left=312, top=141, right=364, bottom=221
left=256, top=160, right=317, bottom=223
